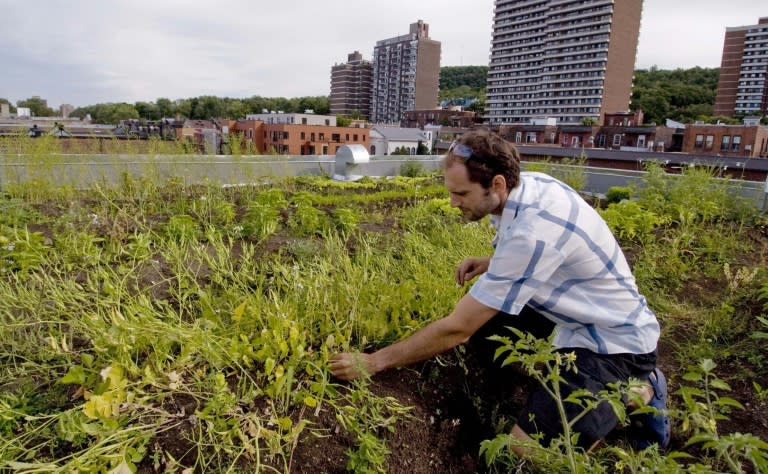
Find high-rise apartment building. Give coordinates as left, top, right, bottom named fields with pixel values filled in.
left=370, top=20, right=441, bottom=124
left=714, top=17, right=768, bottom=118
left=330, top=51, right=373, bottom=120
left=485, top=0, right=642, bottom=126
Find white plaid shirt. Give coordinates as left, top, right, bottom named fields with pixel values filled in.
left=469, top=172, right=660, bottom=355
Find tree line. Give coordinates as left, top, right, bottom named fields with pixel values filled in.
left=2, top=66, right=746, bottom=126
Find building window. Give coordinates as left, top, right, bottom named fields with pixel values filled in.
left=283, top=131, right=289, bottom=139
left=612, top=134, right=622, bottom=147
left=302, top=118, right=307, bottom=125
left=346, top=134, right=349, bottom=141
left=319, top=133, right=325, bottom=141
left=311, top=133, right=315, bottom=141
left=526, top=132, right=536, bottom=143
left=720, top=135, right=730, bottom=151
left=301, top=132, right=305, bottom=140
left=596, top=134, right=606, bottom=147
left=325, top=119, right=330, bottom=126
left=322, top=145, right=328, bottom=154
left=732, top=135, right=741, bottom=151
left=694, top=134, right=703, bottom=148
left=353, top=134, right=358, bottom=141
left=332, top=133, right=340, bottom=142
left=515, top=131, right=522, bottom=143
left=704, top=135, right=714, bottom=150
left=637, top=135, right=646, bottom=148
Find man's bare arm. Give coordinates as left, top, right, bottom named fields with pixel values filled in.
left=329, top=293, right=498, bottom=380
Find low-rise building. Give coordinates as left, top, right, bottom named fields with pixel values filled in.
left=369, top=126, right=432, bottom=155
left=401, top=109, right=478, bottom=129
left=682, top=122, right=768, bottom=158
left=245, top=112, right=336, bottom=126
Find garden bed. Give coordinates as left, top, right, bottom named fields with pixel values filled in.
left=1, top=170, right=767, bottom=473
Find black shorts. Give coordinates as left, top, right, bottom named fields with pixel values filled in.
left=469, top=307, right=657, bottom=448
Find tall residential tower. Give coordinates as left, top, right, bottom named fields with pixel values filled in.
left=370, top=20, right=441, bottom=124
left=485, top=0, right=642, bottom=125
left=330, top=51, right=373, bottom=120
left=714, top=17, right=768, bottom=118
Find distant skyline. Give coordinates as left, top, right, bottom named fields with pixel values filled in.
left=1, top=1, right=766, bottom=109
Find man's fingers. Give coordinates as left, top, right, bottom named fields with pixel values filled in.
left=329, top=353, right=364, bottom=381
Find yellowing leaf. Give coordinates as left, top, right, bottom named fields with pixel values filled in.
left=233, top=302, right=246, bottom=322
left=277, top=417, right=292, bottom=431
left=83, top=395, right=112, bottom=419
left=303, top=396, right=318, bottom=408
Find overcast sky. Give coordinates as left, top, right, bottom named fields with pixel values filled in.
left=1, top=1, right=766, bottom=109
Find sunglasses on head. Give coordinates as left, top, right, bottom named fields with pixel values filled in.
left=447, top=141, right=474, bottom=160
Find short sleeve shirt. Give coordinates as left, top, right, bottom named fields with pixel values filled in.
left=469, top=172, right=660, bottom=355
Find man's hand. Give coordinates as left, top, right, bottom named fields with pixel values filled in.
left=329, top=352, right=376, bottom=381
left=456, top=256, right=490, bottom=286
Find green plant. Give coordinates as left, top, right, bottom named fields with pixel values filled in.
left=400, top=160, right=426, bottom=178
left=605, top=186, right=632, bottom=204
left=334, top=380, right=413, bottom=474
left=332, top=207, right=360, bottom=235
left=675, top=359, right=768, bottom=473
left=242, top=202, right=281, bottom=240
left=599, top=200, right=666, bottom=243
left=481, top=328, right=633, bottom=473
left=0, top=225, right=51, bottom=273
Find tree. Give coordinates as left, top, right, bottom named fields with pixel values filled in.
left=631, top=67, right=719, bottom=124
left=156, top=98, right=175, bottom=119
left=440, top=66, right=488, bottom=90
left=191, top=96, right=225, bottom=119
left=336, top=115, right=351, bottom=127
left=135, top=101, right=160, bottom=121
left=17, top=97, right=55, bottom=117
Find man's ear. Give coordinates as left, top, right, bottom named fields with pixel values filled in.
left=492, top=174, right=507, bottom=193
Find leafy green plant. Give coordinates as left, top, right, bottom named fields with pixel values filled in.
left=605, top=186, right=632, bottom=204
left=164, top=214, right=200, bottom=242
left=242, top=202, right=281, bottom=240
left=599, top=200, right=667, bottom=243
left=334, top=380, right=413, bottom=474
left=288, top=204, right=329, bottom=237
left=399, top=160, right=426, bottom=178
left=332, top=207, right=360, bottom=235
left=481, top=328, right=633, bottom=473
left=0, top=225, right=50, bottom=273
left=675, top=359, right=768, bottom=473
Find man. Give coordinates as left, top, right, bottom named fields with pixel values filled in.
left=329, top=129, right=670, bottom=453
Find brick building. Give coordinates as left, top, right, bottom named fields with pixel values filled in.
left=330, top=51, right=373, bottom=120
left=682, top=123, right=768, bottom=158
left=230, top=120, right=369, bottom=155
left=401, top=109, right=478, bottom=129
left=714, top=17, right=768, bottom=117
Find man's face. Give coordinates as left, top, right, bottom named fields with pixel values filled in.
left=444, top=162, right=502, bottom=222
